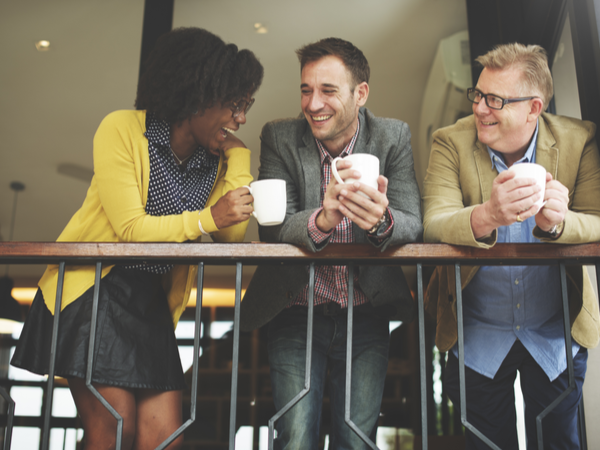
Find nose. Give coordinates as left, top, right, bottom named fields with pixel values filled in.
left=234, top=110, right=247, bottom=124
left=473, top=97, right=490, bottom=115
left=305, top=92, right=325, bottom=112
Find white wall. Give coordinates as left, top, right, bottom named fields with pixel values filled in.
left=552, top=16, right=600, bottom=448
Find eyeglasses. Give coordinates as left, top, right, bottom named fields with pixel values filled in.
left=466, top=88, right=537, bottom=110
left=230, top=98, right=255, bottom=118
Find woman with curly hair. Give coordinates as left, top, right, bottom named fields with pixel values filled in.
left=11, top=27, right=264, bottom=449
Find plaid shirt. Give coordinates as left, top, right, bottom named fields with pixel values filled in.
left=290, top=121, right=371, bottom=309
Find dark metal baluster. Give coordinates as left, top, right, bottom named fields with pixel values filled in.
left=85, top=263, right=123, bottom=449
left=228, top=262, right=243, bottom=449
left=41, top=261, right=65, bottom=450
left=578, top=398, right=588, bottom=450
left=156, top=262, right=205, bottom=450
left=268, top=262, right=315, bottom=450
left=536, top=263, right=575, bottom=449
left=455, top=263, right=500, bottom=449
left=0, top=386, right=14, bottom=450
left=417, top=264, right=428, bottom=450
left=344, top=264, right=378, bottom=449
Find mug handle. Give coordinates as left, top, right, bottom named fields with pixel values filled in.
left=243, top=185, right=258, bottom=219
left=330, top=157, right=346, bottom=185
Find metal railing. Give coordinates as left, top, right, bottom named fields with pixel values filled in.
left=1, top=241, right=599, bottom=450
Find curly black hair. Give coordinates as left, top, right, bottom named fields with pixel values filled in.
left=135, top=27, right=264, bottom=124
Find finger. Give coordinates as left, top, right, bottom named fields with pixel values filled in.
left=377, top=175, right=388, bottom=194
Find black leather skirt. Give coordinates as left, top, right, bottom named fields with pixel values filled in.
left=10, top=266, right=186, bottom=391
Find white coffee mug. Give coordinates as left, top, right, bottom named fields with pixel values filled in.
left=330, top=154, right=379, bottom=198
left=507, top=162, right=547, bottom=209
left=246, top=179, right=286, bottom=226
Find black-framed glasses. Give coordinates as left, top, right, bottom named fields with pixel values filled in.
left=466, top=88, right=537, bottom=110
left=230, top=98, right=255, bottom=118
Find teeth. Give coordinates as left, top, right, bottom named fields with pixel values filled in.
left=222, top=127, right=236, bottom=134
left=312, top=115, right=332, bottom=122
left=482, top=121, right=497, bottom=125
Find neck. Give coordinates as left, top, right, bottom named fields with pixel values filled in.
left=321, top=118, right=359, bottom=157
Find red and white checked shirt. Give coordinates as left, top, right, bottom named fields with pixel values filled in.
left=290, top=121, right=393, bottom=309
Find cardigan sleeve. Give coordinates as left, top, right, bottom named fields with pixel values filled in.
left=202, top=146, right=253, bottom=242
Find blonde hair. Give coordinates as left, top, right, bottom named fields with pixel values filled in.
left=475, top=43, right=553, bottom=110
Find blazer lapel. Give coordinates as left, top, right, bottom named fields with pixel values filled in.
left=299, top=125, right=322, bottom=210
left=534, top=117, right=559, bottom=178
left=473, top=140, right=496, bottom=203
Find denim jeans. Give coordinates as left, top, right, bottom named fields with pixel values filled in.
left=268, top=305, right=390, bottom=450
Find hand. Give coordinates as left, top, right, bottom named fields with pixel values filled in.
left=210, top=186, right=253, bottom=229
left=208, top=133, right=247, bottom=156
left=337, top=175, right=389, bottom=231
left=471, top=170, right=543, bottom=238
left=535, top=172, right=568, bottom=232
left=316, top=159, right=354, bottom=232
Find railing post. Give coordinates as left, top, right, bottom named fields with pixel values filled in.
left=41, top=261, right=66, bottom=450
left=535, top=262, right=576, bottom=449
left=344, top=264, right=379, bottom=449
left=228, top=262, right=243, bottom=449
left=455, top=263, right=501, bottom=449
left=417, top=264, right=428, bottom=450
left=268, top=262, right=316, bottom=450
left=0, top=387, right=14, bottom=450
left=84, top=262, right=124, bottom=450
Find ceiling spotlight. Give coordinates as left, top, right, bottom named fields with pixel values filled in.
left=254, top=23, right=268, bottom=34
left=35, top=40, right=51, bottom=51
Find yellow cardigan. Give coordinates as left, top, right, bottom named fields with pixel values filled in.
left=38, top=110, right=253, bottom=327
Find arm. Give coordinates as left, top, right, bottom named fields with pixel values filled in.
left=257, top=121, right=323, bottom=250
left=377, top=121, right=423, bottom=249
left=422, top=129, right=494, bottom=247
left=534, top=126, right=600, bottom=243
left=205, top=146, right=254, bottom=243
left=93, top=111, right=251, bottom=243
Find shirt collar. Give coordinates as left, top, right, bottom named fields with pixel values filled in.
left=315, top=119, right=361, bottom=165
left=145, top=112, right=218, bottom=169
left=487, top=120, right=539, bottom=171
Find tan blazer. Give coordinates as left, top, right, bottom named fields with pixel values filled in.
left=422, top=112, right=600, bottom=352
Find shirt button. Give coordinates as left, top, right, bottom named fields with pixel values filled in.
left=180, top=197, right=187, bottom=204
left=515, top=279, right=519, bottom=285
left=516, top=325, right=521, bottom=330
left=517, top=303, right=521, bottom=309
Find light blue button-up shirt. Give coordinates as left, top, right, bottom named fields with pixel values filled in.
left=453, top=123, right=579, bottom=381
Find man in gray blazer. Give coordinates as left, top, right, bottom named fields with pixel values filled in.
left=241, top=38, right=422, bottom=449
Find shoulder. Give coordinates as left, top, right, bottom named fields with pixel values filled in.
left=361, top=107, right=409, bottom=135
left=541, top=112, right=596, bottom=138
left=262, top=115, right=307, bottom=135
left=96, top=110, right=146, bottom=137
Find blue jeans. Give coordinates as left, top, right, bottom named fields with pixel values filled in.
left=268, top=305, right=390, bottom=450
left=445, top=340, right=587, bottom=449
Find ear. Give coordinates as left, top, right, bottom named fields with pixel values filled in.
left=527, top=97, right=544, bottom=122
left=355, top=82, right=369, bottom=107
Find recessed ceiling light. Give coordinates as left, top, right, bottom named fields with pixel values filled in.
left=35, top=40, right=50, bottom=51
left=254, top=23, right=268, bottom=34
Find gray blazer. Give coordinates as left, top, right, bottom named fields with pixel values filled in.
left=240, top=107, right=423, bottom=331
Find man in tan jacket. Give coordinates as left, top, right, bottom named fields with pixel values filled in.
left=423, top=43, right=600, bottom=449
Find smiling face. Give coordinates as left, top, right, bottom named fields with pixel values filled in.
left=473, top=66, right=543, bottom=165
left=186, top=101, right=247, bottom=155
left=300, top=55, right=368, bottom=156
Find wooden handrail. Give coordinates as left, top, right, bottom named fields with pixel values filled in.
left=1, top=241, right=600, bottom=265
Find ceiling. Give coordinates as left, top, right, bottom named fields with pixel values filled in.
left=0, top=0, right=468, bottom=285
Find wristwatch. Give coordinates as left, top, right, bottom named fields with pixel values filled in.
left=368, top=210, right=390, bottom=235
left=548, top=221, right=564, bottom=238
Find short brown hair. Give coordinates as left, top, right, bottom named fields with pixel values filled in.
left=476, top=43, right=553, bottom=110
left=296, top=37, right=370, bottom=90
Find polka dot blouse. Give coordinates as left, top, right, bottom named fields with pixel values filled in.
left=125, top=113, right=219, bottom=274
